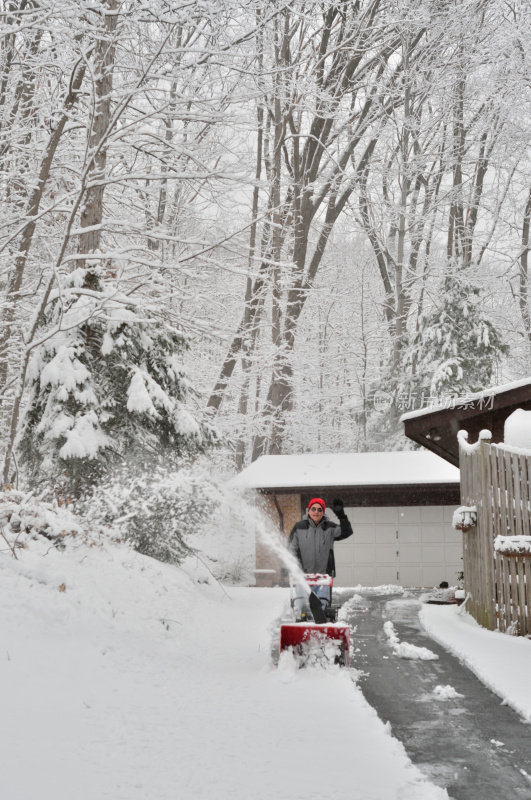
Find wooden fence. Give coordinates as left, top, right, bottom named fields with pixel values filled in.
left=459, top=434, right=531, bottom=635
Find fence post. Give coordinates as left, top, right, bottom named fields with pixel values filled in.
left=480, top=437, right=496, bottom=629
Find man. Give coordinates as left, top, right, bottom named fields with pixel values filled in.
left=288, top=497, right=353, bottom=618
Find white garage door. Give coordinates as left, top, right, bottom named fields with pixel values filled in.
left=334, top=506, right=461, bottom=588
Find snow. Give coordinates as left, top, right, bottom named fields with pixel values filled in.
left=233, top=451, right=459, bottom=489
left=384, top=620, right=439, bottom=661
left=504, top=408, right=531, bottom=450
left=452, top=505, right=477, bottom=530
left=400, top=376, right=531, bottom=422
left=126, top=366, right=201, bottom=434
left=40, top=345, right=91, bottom=391
left=456, top=428, right=491, bottom=453
left=494, top=535, right=531, bottom=554
left=420, top=603, right=531, bottom=722
left=432, top=685, right=463, bottom=701
left=3, top=493, right=531, bottom=799
left=58, top=411, right=112, bottom=459
left=459, top=421, right=531, bottom=458
left=127, top=370, right=158, bottom=415
left=0, top=490, right=83, bottom=538
left=0, top=531, right=449, bottom=800
left=101, top=331, right=114, bottom=354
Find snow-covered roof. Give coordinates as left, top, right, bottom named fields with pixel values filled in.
left=234, top=451, right=459, bottom=489
left=400, top=376, right=531, bottom=423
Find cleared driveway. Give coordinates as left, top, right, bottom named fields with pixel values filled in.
left=338, top=589, right=531, bottom=800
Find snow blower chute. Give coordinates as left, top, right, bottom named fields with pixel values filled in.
left=279, top=574, right=350, bottom=666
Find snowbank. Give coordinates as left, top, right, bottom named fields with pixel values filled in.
left=384, top=620, right=439, bottom=661
left=0, top=532, right=448, bottom=800
left=419, top=604, right=531, bottom=723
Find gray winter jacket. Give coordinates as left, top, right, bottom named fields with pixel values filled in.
left=288, top=512, right=353, bottom=575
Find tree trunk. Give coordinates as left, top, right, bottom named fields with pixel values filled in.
left=78, top=0, right=119, bottom=266
left=519, top=188, right=531, bottom=346
left=235, top=19, right=264, bottom=468
left=0, top=57, right=88, bottom=405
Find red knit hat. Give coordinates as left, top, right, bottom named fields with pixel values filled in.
left=308, top=497, right=326, bottom=511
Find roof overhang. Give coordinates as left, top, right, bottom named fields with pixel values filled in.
left=258, top=482, right=460, bottom=507
left=401, top=379, right=531, bottom=466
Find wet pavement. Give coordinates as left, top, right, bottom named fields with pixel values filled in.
left=336, top=589, right=531, bottom=800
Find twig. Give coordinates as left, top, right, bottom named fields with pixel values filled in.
left=190, top=551, right=232, bottom=599
left=0, top=524, right=18, bottom=559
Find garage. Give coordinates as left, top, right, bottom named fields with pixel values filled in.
left=235, top=451, right=461, bottom=588
left=335, top=505, right=461, bottom=588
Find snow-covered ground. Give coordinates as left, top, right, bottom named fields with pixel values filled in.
left=1, top=535, right=449, bottom=800
left=420, top=602, right=531, bottom=723
left=2, top=531, right=530, bottom=800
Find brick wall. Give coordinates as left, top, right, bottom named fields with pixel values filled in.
left=254, top=493, right=302, bottom=586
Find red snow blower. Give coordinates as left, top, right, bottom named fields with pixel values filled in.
left=279, top=574, right=350, bottom=666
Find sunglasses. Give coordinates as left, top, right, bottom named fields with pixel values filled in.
left=309, top=505, right=324, bottom=512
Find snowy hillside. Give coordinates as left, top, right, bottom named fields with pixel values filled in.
left=1, top=521, right=449, bottom=800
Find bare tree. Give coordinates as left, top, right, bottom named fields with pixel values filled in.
left=208, top=0, right=422, bottom=458
left=354, top=0, right=529, bottom=406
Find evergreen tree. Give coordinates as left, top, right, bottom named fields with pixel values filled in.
left=405, top=270, right=508, bottom=403
left=361, top=270, right=508, bottom=450
left=19, top=267, right=216, bottom=498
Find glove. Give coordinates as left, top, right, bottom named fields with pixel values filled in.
left=332, top=498, right=346, bottom=519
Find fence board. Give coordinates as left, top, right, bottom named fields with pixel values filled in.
left=490, top=450, right=501, bottom=536
left=519, top=455, right=530, bottom=537
left=509, top=556, right=518, bottom=628
left=503, top=556, right=511, bottom=632
left=512, top=453, right=523, bottom=535
left=494, top=554, right=503, bottom=630
left=484, top=443, right=496, bottom=627
left=505, top=450, right=516, bottom=535
left=524, top=557, right=531, bottom=636
left=496, top=556, right=509, bottom=631
left=513, top=557, right=520, bottom=631
left=517, top=558, right=527, bottom=632
left=519, top=558, right=526, bottom=634
left=497, top=446, right=507, bottom=534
